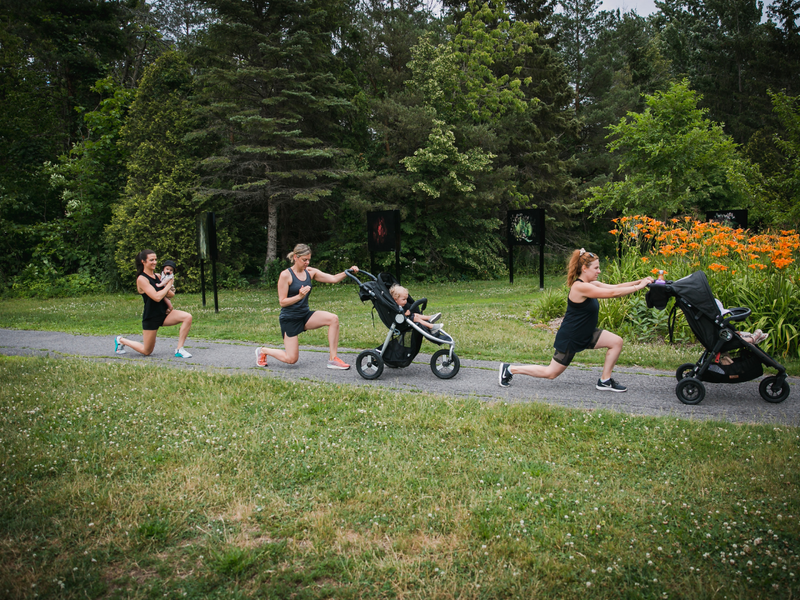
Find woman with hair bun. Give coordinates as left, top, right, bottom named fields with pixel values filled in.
left=499, top=249, right=653, bottom=392
left=256, top=244, right=358, bottom=370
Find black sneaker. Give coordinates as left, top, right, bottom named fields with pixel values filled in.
left=596, top=378, right=627, bottom=392
left=499, top=363, right=513, bottom=387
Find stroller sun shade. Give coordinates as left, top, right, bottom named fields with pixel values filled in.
left=646, top=270, right=732, bottom=350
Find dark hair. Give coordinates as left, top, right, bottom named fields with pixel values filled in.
left=135, top=249, right=156, bottom=278
left=567, top=248, right=598, bottom=286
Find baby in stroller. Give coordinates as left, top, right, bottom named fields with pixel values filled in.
left=646, top=270, right=790, bottom=405
left=390, top=284, right=443, bottom=333
left=346, top=270, right=460, bottom=380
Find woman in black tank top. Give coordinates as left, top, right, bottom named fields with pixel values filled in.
left=256, top=243, right=359, bottom=370
left=498, top=249, right=653, bottom=393
left=114, top=249, right=194, bottom=358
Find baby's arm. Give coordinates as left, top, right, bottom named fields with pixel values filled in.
left=164, top=298, right=173, bottom=313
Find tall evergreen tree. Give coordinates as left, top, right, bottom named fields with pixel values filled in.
left=191, top=0, right=354, bottom=270
left=107, top=52, right=215, bottom=289
left=654, top=0, right=779, bottom=144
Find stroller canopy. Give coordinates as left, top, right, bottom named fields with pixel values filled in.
left=646, top=270, right=735, bottom=350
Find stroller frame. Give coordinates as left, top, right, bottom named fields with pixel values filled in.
left=346, top=269, right=460, bottom=380
left=646, top=270, right=790, bottom=405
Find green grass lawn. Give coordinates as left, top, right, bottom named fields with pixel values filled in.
left=2, top=280, right=799, bottom=598
left=3, top=276, right=796, bottom=374
left=1, top=357, right=798, bottom=599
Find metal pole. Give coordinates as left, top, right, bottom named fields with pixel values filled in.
left=200, top=259, right=206, bottom=307
left=211, top=259, right=219, bottom=313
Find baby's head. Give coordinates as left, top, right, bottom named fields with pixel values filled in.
left=162, top=259, right=177, bottom=276
left=389, top=284, right=409, bottom=306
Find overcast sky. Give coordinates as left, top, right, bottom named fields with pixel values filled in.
left=598, top=0, right=659, bottom=16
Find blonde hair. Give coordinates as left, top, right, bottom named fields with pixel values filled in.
left=286, top=243, right=311, bottom=263
left=389, top=284, right=408, bottom=300
left=567, top=248, right=599, bottom=286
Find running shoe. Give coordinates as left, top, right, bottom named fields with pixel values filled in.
left=327, top=356, right=350, bottom=370
left=429, top=312, right=442, bottom=323
left=114, top=335, right=126, bottom=354
left=430, top=323, right=443, bottom=332
left=499, top=363, right=512, bottom=387
left=175, top=347, right=192, bottom=358
left=255, top=347, right=268, bottom=367
left=596, top=378, right=627, bottom=392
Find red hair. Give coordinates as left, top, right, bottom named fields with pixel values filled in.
left=567, top=249, right=598, bottom=286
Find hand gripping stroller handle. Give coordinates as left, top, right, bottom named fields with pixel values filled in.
left=345, top=269, right=377, bottom=285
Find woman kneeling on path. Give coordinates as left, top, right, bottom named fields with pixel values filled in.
left=114, top=249, right=193, bottom=357
left=256, top=243, right=358, bottom=370
left=499, top=249, right=653, bottom=392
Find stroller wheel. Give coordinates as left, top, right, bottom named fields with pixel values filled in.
left=759, top=376, right=790, bottom=403
left=676, top=363, right=696, bottom=381
left=431, top=349, right=460, bottom=379
left=356, top=350, right=384, bottom=380
left=676, top=377, right=705, bottom=405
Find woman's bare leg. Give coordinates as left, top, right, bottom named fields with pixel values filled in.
left=510, top=358, right=568, bottom=380
left=119, top=330, right=158, bottom=356
left=305, top=311, right=340, bottom=359
left=261, top=334, right=300, bottom=364
left=594, top=330, right=624, bottom=381
left=162, top=310, right=193, bottom=348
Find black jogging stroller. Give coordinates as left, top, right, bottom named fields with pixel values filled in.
left=645, top=270, right=790, bottom=405
left=345, top=269, right=459, bottom=380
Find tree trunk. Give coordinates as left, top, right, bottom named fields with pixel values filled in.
left=265, top=195, right=278, bottom=270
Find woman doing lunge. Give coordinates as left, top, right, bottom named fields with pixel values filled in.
left=256, top=243, right=358, bottom=370
left=499, top=249, right=653, bottom=392
left=114, top=249, right=193, bottom=357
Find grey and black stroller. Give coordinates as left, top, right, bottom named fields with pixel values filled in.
left=345, top=270, right=459, bottom=380
left=646, top=270, right=790, bottom=405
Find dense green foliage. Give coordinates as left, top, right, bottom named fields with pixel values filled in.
left=585, top=80, right=760, bottom=219
left=1, top=0, right=799, bottom=294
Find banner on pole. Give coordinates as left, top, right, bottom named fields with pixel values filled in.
left=367, top=210, right=400, bottom=253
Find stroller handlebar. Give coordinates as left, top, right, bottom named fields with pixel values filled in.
left=345, top=268, right=377, bottom=284
left=722, top=306, right=751, bottom=323
left=408, top=297, right=428, bottom=314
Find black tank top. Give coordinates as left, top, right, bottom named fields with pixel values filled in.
left=280, top=268, right=312, bottom=319
left=140, top=272, right=168, bottom=323
left=553, top=278, right=599, bottom=353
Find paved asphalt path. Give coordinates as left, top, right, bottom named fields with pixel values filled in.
left=1, top=328, right=798, bottom=426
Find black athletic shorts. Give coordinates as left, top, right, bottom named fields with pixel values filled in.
left=142, top=316, right=166, bottom=331
left=553, top=328, right=603, bottom=366
left=280, top=310, right=316, bottom=338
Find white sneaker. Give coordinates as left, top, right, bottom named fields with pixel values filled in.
left=429, top=312, right=442, bottom=323
left=430, top=323, right=443, bottom=332
left=175, top=347, right=192, bottom=358
left=114, top=336, right=126, bottom=354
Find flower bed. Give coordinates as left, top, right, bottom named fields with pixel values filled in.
left=604, top=216, right=800, bottom=357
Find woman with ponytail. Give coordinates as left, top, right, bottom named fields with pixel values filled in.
left=256, top=243, right=359, bottom=370
left=499, top=249, right=652, bottom=392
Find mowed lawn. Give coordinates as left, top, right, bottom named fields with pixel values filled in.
left=0, top=356, right=798, bottom=599
left=1, top=279, right=799, bottom=598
